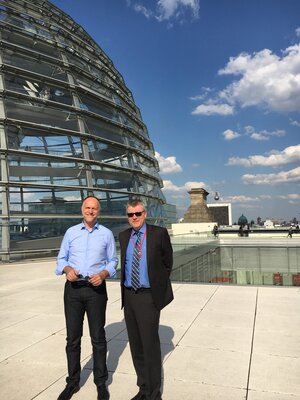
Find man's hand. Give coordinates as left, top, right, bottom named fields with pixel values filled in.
left=63, top=266, right=79, bottom=282
left=89, top=270, right=110, bottom=286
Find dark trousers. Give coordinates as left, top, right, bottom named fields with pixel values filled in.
left=124, top=289, right=162, bottom=400
left=64, top=281, right=108, bottom=386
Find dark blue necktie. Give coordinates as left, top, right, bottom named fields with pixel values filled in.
left=131, top=231, right=141, bottom=290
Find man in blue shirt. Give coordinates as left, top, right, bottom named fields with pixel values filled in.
left=56, top=196, right=118, bottom=400
left=119, top=200, right=173, bottom=400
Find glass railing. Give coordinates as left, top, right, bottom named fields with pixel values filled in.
left=170, top=235, right=300, bottom=286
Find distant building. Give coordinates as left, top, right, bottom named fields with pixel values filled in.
left=182, top=188, right=232, bottom=226
left=207, top=203, right=232, bottom=226
left=238, top=214, right=248, bottom=226
left=264, top=219, right=274, bottom=229
left=257, top=216, right=262, bottom=226
left=183, top=188, right=213, bottom=223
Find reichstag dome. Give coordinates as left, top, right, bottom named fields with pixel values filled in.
left=0, top=0, right=167, bottom=260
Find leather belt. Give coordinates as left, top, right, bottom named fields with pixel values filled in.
left=72, top=280, right=92, bottom=288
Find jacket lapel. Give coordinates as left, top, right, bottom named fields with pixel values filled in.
left=123, top=229, right=131, bottom=249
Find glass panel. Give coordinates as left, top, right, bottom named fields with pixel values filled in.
left=260, top=248, right=288, bottom=272
left=126, top=133, right=152, bottom=156
left=5, top=97, right=79, bottom=131
left=83, top=115, right=125, bottom=144
left=7, top=125, right=83, bottom=157
left=2, top=29, right=60, bottom=58
left=9, top=217, right=81, bottom=251
left=0, top=186, right=3, bottom=213
left=132, top=153, right=160, bottom=178
left=5, top=74, right=73, bottom=106
left=2, top=48, right=68, bottom=81
left=87, top=139, right=129, bottom=167
left=75, top=74, right=114, bottom=102
left=100, top=193, right=130, bottom=216
left=232, top=247, right=260, bottom=271
left=66, top=52, right=111, bottom=83
left=0, top=11, right=53, bottom=41
left=78, top=92, right=119, bottom=121
left=74, top=72, right=138, bottom=116
left=90, top=165, right=135, bottom=192
left=9, top=187, right=87, bottom=215
left=8, top=154, right=86, bottom=186
left=0, top=12, right=24, bottom=28
left=56, top=34, right=95, bottom=61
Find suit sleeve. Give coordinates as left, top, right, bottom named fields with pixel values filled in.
left=162, top=228, right=173, bottom=276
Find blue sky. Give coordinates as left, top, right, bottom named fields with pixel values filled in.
left=51, top=0, right=300, bottom=223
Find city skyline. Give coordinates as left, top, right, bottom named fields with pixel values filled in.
left=51, top=0, right=300, bottom=222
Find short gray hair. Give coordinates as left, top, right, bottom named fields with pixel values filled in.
left=126, top=199, right=146, bottom=211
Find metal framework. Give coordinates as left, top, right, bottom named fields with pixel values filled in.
left=0, top=0, right=166, bottom=260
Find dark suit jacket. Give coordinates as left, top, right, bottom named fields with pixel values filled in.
left=119, top=223, right=174, bottom=311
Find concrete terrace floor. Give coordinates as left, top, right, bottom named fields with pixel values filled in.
left=0, top=260, right=300, bottom=400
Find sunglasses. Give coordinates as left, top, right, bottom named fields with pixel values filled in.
left=127, top=211, right=144, bottom=217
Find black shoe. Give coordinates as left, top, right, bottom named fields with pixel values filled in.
left=57, top=384, right=80, bottom=400
left=131, top=392, right=146, bottom=400
left=97, top=384, right=110, bottom=400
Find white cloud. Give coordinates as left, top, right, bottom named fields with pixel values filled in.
left=250, top=133, right=269, bottom=141
left=296, top=27, right=300, bottom=37
left=162, top=179, right=206, bottom=194
left=244, top=125, right=254, bottom=135
left=155, top=152, right=182, bottom=174
left=162, top=179, right=183, bottom=192
left=290, top=119, right=300, bottom=127
left=278, top=193, right=300, bottom=200
left=129, top=0, right=199, bottom=23
left=219, top=45, right=300, bottom=113
left=271, top=130, right=286, bottom=137
left=223, top=195, right=259, bottom=203
left=245, top=125, right=286, bottom=141
left=156, top=0, right=200, bottom=21
left=190, top=87, right=213, bottom=101
left=133, top=4, right=153, bottom=18
left=222, top=129, right=241, bottom=140
left=192, top=103, right=234, bottom=116
left=227, top=144, right=300, bottom=167
left=242, top=166, right=300, bottom=185
left=193, top=44, right=300, bottom=116
left=288, top=193, right=300, bottom=200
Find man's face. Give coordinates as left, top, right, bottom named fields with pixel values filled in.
left=127, top=204, right=147, bottom=231
left=82, top=197, right=100, bottom=227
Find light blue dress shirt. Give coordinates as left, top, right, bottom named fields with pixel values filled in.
left=56, top=222, right=118, bottom=278
left=124, top=223, right=150, bottom=288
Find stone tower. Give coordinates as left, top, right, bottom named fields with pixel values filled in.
left=183, top=188, right=213, bottom=222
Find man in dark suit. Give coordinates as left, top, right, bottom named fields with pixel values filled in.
left=119, top=199, right=173, bottom=400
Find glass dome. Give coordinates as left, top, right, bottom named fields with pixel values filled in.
left=0, top=0, right=166, bottom=260
left=238, top=214, right=248, bottom=226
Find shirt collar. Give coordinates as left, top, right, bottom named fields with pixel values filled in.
left=81, top=221, right=99, bottom=231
